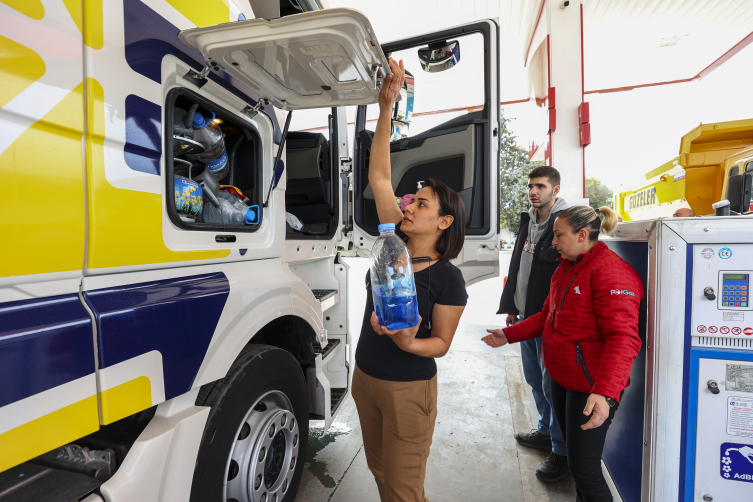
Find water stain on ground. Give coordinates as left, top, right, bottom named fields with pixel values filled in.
left=305, top=421, right=353, bottom=488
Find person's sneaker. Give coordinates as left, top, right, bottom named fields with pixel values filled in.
left=536, top=452, right=570, bottom=483
left=514, top=430, right=552, bottom=451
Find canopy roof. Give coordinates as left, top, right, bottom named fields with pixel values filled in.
left=326, top=0, right=753, bottom=101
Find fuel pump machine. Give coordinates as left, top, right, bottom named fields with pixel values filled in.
left=598, top=217, right=753, bottom=502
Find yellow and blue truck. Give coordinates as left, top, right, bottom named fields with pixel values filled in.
left=616, top=118, right=753, bottom=221
left=0, top=1, right=501, bottom=500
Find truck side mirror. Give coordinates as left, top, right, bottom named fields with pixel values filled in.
left=418, top=40, right=460, bottom=73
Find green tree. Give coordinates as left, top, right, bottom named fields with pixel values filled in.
left=499, top=111, right=542, bottom=235
left=585, top=177, right=614, bottom=210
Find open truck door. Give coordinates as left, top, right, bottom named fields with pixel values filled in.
left=179, top=8, right=390, bottom=111
left=352, top=20, right=500, bottom=285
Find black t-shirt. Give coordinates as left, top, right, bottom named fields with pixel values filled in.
left=355, top=258, right=468, bottom=382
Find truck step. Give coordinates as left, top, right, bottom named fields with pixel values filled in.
left=330, top=388, right=347, bottom=415
left=311, top=338, right=340, bottom=360
left=311, top=289, right=338, bottom=311
left=311, top=289, right=337, bottom=301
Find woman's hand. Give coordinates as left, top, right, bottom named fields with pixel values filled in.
left=369, top=58, right=407, bottom=225
left=378, top=58, right=405, bottom=116
left=371, top=312, right=422, bottom=353
left=482, top=329, right=509, bottom=348
left=581, top=393, right=611, bottom=430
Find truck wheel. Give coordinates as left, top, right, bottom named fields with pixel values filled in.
left=191, top=344, right=308, bottom=502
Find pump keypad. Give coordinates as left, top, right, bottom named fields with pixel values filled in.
left=721, top=273, right=750, bottom=307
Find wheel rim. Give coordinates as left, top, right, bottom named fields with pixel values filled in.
left=224, top=391, right=300, bottom=502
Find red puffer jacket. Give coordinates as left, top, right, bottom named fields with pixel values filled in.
left=504, top=241, right=643, bottom=402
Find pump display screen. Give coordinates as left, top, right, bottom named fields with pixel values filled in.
left=722, top=273, right=749, bottom=307
left=725, top=274, right=747, bottom=280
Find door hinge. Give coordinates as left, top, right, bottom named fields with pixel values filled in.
left=242, top=98, right=270, bottom=120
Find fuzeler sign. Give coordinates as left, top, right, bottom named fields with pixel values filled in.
left=627, top=187, right=657, bottom=210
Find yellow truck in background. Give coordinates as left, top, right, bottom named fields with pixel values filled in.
left=616, top=118, right=753, bottom=221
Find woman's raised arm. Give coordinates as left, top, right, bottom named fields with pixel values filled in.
left=369, top=58, right=406, bottom=225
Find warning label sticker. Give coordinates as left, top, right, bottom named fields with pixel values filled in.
left=724, top=312, right=745, bottom=322
left=726, top=365, right=753, bottom=393
left=727, top=397, right=753, bottom=437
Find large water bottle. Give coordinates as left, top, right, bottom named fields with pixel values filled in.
left=370, top=223, right=419, bottom=330
left=189, top=112, right=229, bottom=179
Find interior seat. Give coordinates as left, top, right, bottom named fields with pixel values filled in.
left=285, top=132, right=331, bottom=234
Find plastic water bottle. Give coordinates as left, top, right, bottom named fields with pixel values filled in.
left=202, top=190, right=258, bottom=225
left=370, top=223, right=419, bottom=330
left=189, top=112, right=229, bottom=179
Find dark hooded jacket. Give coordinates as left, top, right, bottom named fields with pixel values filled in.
left=497, top=202, right=566, bottom=319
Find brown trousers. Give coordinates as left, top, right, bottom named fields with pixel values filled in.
left=351, top=365, right=438, bottom=502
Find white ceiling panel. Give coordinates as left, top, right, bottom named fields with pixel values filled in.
left=583, top=0, right=753, bottom=91
left=327, top=0, right=752, bottom=100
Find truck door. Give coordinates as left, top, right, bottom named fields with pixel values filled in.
left=179, top=8, right=390, bottom=111
left=0, top=3, right=98, bottom=471
left=352, top=21, right=500, bottom=285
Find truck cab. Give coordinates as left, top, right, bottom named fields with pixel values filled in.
left=616, top=118, right=753, bottom=220
left=0, top=2, right=499, bottom=500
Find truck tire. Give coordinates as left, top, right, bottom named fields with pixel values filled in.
left=191, top=344, right=308, bottom=502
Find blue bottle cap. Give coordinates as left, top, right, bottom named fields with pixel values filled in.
left=378, top=223, right=396, bottom=232
left=192, top=111, right=215, bottom=129
left=244, top=205, right=260, bottom=225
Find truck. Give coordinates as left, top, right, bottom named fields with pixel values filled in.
left=615, top=118, right=753, bottom=221
left=0, top=1, right=500, bottom=500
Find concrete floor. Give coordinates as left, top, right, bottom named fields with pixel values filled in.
left=295, top=253, right=576, bottom=502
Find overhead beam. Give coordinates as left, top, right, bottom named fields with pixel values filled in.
left=586, top=30, right=753, bottom=95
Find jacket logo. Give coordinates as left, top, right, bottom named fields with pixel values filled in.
left=574, top=286, right=581, bottom=295
left=522, top=239, right=537, bottom=255
left=611, top=289, right=636, bottom=297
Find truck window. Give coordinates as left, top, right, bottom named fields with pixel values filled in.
left=361, top=32, right=486, bottom=141
left=166, top=90, right=263, bottom=232
left=730, top=165, right=740, bottom=177
left=746, top=161, right=753, bottom=172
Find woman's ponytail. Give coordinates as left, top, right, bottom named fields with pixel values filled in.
left=598, top=206, right=618, bottom=234
left=557, top=205, right=617, bottom=242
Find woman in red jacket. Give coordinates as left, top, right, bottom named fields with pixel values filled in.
left=483, top=205, right=642, bottom=502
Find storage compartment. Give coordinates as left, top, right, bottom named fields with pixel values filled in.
left=165, top=89, right=263, bottom=233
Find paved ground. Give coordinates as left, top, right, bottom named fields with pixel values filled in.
left=295, top=252, right=576, bottom=502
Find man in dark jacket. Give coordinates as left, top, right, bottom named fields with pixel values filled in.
left=498, top=166, right=569, bottom=482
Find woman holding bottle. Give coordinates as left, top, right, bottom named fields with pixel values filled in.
left=352, top=58, right=468, bottom=502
